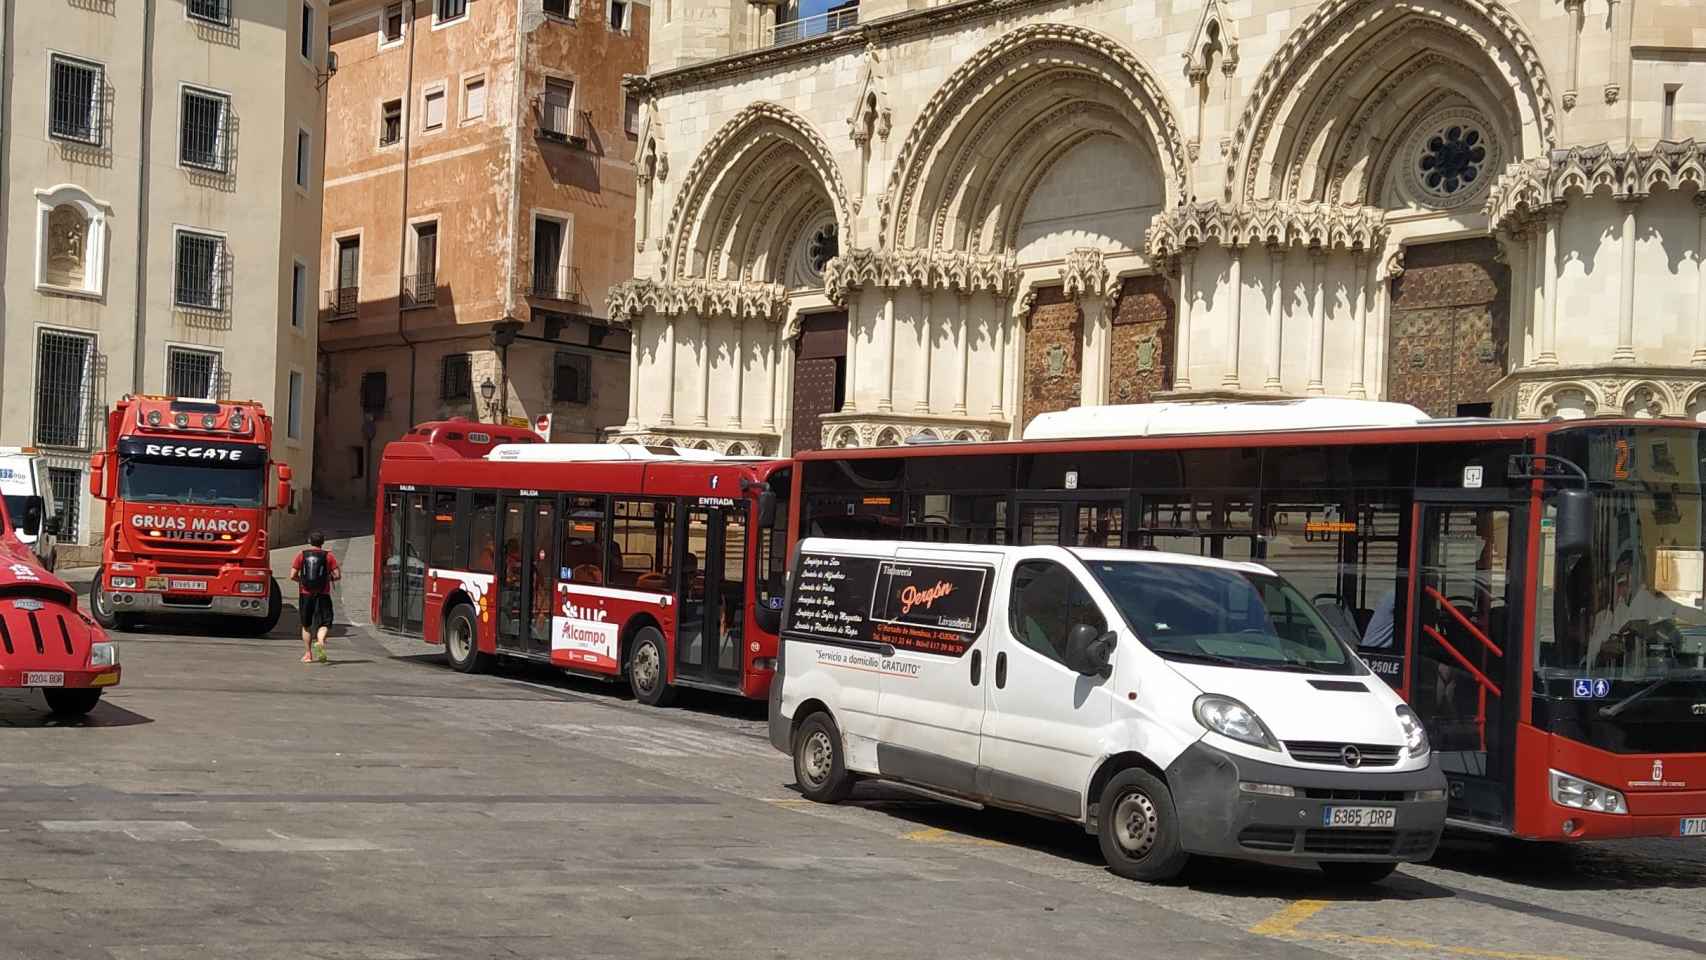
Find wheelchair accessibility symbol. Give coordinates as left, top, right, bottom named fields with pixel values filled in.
left=1573, top=678, right=1611, bottom=699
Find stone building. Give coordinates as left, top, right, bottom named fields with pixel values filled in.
left=609, top=0, right=1706, bottom=455
left=0, top=0, right=330, bottom=556
left=317, top=0, right=645, bottom=503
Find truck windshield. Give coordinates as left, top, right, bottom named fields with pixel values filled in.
left=1085, top=560, right=1361, bottom=675
left=119, top=458, right=264, bottom=507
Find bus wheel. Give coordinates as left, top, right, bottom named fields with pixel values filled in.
left=88, top=572, right=130, bottom=631
left=1097, top=768, right=1190, bottom=883
left=42, top=688, right=102, bottom=717
left=444, top=603, right=489, bottom=674
left=626, top=627, right=676, bottom=707
left=793, top=711, right=854, bottom=803
left=1319, top=861, right=1398, bottom=884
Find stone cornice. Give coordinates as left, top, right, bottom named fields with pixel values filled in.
left=1144, top=200, right=1389, bottom=259
left=605, top=278, right=788, bottom=327
left=1484, top=139, right=1706, bottom=233
left=821, top=247, right=1022, bottom=304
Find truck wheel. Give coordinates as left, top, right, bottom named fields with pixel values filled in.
left=444, top=602, right=490, bottom=674
left=42, top=688, right=102, bottom=717
left=625, top=626, right=676, bottom=706
left=1319, top=861, right=1398, bottom=884
left=1097, top=767, right=1191, bottom=883
left=88, top=571, right=130, bottom=631
left=793, top=712, right=854, bottom=803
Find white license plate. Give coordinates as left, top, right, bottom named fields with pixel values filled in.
left=1323, top=806, right=1396, bottom=829
left=23, top=672, right=64, bottom=687
left=168, top=579, right=207, bottom=591
left=1683, top=817, right=1706, bottom=838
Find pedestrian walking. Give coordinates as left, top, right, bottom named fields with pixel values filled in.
left=291, top=532, right=341, bottom=663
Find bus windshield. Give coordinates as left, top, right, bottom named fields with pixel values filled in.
left=119, top=458, right=264, bottom=506
left=1084, top=560, right=1362, bottom=674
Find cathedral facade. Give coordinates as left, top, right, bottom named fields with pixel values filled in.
left=610, top=0, right=1706, bottom=453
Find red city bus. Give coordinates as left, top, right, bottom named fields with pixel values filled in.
left=790, top=402, right=1706, bottom=843
left=374, top=420, right=792, bottom=705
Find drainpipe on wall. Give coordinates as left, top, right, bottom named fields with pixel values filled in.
left=133, top=0, right=157, bottom=396
left=396, top=0, right=420, bottom=444
left=500, top=0, right=531, bottom=419
left=0, top=0, right=15, bottom=410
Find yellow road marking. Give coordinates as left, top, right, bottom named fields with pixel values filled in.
left=1249, top=900, right=1578, bottom=960
left=901, top=826, right=1004, bottom=847
left=762, top=797, right=813, bottom=805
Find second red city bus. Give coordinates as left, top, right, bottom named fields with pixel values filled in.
left=374, top=420, right=791, bottom=704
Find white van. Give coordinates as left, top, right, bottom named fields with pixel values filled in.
left=769, top=539, right=1447, bottom=883
left=0, top=448, right=60, bottom=570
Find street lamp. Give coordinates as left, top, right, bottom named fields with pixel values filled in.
left=480, top=377, right=497, bottom=422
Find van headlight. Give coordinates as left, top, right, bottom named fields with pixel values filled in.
left=88, top=642, right=118, bottom=667
left=1550, top=770, right=1627, bottom=815
left=1396, top=704, right=1430, bottom=759
left=1194, top=694, right=1280, bottom=751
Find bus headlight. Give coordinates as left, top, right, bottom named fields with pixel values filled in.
left=1396, top=704, right=1430, bottom=758
left=88, top=642, right=118, bottom=667
left=1550, top=769, right=1627, bottom=815
left=1194, top=694, right=1280, bottom=751
left=238, top=581, right=266, bottom=595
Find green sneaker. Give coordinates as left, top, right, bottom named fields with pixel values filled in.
left=313, top=641, right=328, bottom=663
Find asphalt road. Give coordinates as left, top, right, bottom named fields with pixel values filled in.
left=4, top=608, right=1706, bottom=960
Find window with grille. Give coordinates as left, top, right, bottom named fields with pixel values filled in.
left=34, top=330, right=95, bottom=449
left=533, top=218, right=564, bottom=296
left=47, top=468, right=82, bottom=540
left=174, top=231, right=224, bottom=310
left=360, top=371, right=388, bottom=415
left=436, top=0, right=468, bottom=23
left=380, top=99, right=402, bottom=145
left=300, top=3, right=315, bottom=60
left=49, top=56, right=102, bottom=145
left=288, top=371, right=304, bottom=440
left=441, top=353, right=472, bottom=402
left=167, top=347, right=221, bottom=399
left=296, top=129, right=311, bottom=188
left=187, top=0, right=230, bottom=25
left=553, top=353, right=590, bottom=405
left=292, top=262, right=307, bottom=327
left=180, top=88, right=230, bottom=172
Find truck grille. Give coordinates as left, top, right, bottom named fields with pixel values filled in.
left=1284, top=741, right=1401, bottom=767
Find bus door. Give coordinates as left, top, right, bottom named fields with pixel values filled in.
left=1409, top=501, right=1524, bottom=828
left=676, top=501, right=746, bottom=688
left=1014, top=492, right=1129, bottom=547
left=496, top=495, right=557, bottom=657
left=380, top=488, right=428, bottom=633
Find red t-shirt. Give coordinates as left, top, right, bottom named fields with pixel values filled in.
left=291, top=549, right=341, bottom=597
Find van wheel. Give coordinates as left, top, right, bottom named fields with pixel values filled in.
left=1319, top=861, right=1398, bottom=884
left=1097, top=768, right=1190, bottom=882
left=42, top=688, right=102, bottom=717
left=626, top=627, right=676, bottom=706
left=444, top=602, right=490, bottom=674
left=793, top=712, right=854, bottom=803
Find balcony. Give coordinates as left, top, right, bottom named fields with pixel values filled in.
left=535, top=104, right=593, bottom=150
left=765, top=4, right=859, bottom=47
left=530, top=266, right=584, bottom=304
left=402, top=273, right=437, bottom=309
left=325, top=286, right=358, bottom=319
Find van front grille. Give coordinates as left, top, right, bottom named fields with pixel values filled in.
left=1237, top=826, right=1296, bottom=851
left=1284, top=741, right=1401, bottom=767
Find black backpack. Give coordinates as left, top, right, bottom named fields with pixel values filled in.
left=299, top=549, right=329, bottom=591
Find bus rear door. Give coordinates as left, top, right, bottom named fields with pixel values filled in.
left=497, top=494, right=557, bottom=658
left=676, top=501, right=746, bottom=689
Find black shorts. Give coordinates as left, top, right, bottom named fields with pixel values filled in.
left=299, top=593, right=334, bottom=632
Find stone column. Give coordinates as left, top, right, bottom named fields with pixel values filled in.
left=953, top=290, right=971, bottom=415
left=625, top=313, right=642, bottom=429
left=765, top=322, right=781, bottom=429
left=1080, top=294, right=1110, bottom=406
left=1307, top=248, right=1327, bottom=395
left=1175, top=251, right=1195, bottom=391
left=1695, top=194, right=1706, bottom=365
left=1349, top=251, right=1368, bottom=399
left=1222, top=245, right=1245, bottom=388
left=1506, top=229, right=1529, bottom=365
left=729, top=315, right=745, bottom=428
left=1541, top=211, right=1560, bottom=365
left=695, top=314, right=712, bottom=426
left=915, top=289, right=933, bottom=412
left=990, top=304, right=1007, bottom=417
left=844, top=291, right=861, bottom=412
left=1616, top=198, right=1638, bottom=361
left=660, top=315, right=677, bottom=426
left=1563, top=0, right=1584, bottom=109
left=1265, top=245, right=1285, bottom=392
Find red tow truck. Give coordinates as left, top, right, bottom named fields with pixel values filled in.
left=87, top=396, right=292, bottom=634
left=0, top=496, right=119, bottom=716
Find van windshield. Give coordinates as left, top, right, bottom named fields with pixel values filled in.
left=1085, top=560, right=1362, bottom=675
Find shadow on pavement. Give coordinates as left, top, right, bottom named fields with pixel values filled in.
left=0, top=696, right=153, bottom=728
left=1427, top=832, right=1706, bottom=890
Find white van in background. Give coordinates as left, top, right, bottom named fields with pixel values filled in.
left=770, top=538, right=1448, bottom=884
left=0, top=448, right=61, bottom=570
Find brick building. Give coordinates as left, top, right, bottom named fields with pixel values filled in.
left=609, top=0, right=1706, bottom=456
left=318, top=0, right=645, bottom=503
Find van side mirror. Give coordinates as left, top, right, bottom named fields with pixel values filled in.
left=1067, top=623, right=1116, bottom=677
left=757, top=489, right=777, bottom=529
left=1554, top=488, right=1594, bottom=556
left=88, top=452, right=107, bottom=500
left=19, top=496, right=43, bottom=537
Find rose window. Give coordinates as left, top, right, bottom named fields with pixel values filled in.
left=1417, top=126, right=1486, bottom=196
left=807, top=223, right=838, bottom=275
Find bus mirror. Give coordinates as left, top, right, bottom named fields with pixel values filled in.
left=757, top=489, right=777, bottom=528
left=1554, top=489, right=1594, bottom=556
left=88, top=453, right=107, bottom=500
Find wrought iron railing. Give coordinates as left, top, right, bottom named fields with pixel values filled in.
left=326, top=286, right=359, bottom=318
left=531, top=266, right=584, bottom=303
left=402, top=273, right=437, bottom=309
left=765, top=5, right=859, bottom=46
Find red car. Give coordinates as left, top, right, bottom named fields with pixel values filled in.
left=0, top=497, right=119, bottom=716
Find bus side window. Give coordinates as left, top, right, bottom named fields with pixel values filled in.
left=428, top=491, right=457, bottom=570
left=452, top=490, right=471, bottom=568
left=613, top=499, right=674, bottom=590
left=469, top=492, right=498, bottom=573
left=563, top=494, right=607, bottom=585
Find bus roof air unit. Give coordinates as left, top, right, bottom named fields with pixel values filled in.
left=1021, top=398, right=1433, bottom=441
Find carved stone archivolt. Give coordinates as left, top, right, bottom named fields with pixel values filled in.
left=1485, top=140, right=1706, bottom=233
left=820, top=247, right=1022, bottom=304
left=1144, top=199, right=1389, bottom=259
left=606, top=278, right=789, bottom=327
